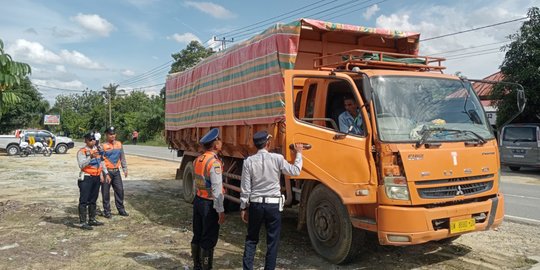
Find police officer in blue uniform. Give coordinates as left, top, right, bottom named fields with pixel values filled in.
left=191, top=128, right=226, bottom=270
left=240, top=131, right=303, bottom=270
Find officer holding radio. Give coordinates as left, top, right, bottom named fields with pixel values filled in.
left=240, top=131, right=303, bottom=270
left=76, top=133, right=108, bottom=230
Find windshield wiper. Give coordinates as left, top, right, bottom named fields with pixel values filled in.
left=415, top=127, right=486, bottom=148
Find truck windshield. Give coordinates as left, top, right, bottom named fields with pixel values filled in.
left=370, top=76, right=494, bottom=143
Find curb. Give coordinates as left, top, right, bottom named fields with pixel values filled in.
left=504, top=215, right=540, bottom=226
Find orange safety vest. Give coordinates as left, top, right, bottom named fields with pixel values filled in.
left=80, top=147, right=103, bottom=176
left=194, top=151, right=224, bottom=199
left=102, top=141, right=123, bottom=169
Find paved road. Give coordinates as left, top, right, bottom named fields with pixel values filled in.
left=119, top=144, right=540, bottom=224
left=122, top=144, right=182, bottom=163
left=500, top=167, right=540, bottom=224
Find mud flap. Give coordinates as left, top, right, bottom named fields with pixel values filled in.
left=486, top=196, right=499, bottom=230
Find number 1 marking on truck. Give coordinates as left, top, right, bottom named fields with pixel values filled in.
left=451, top=151, right=458, bottom=166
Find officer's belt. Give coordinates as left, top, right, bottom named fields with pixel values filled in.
left=82, top=173, right=99, bottom=177
left=250, top=197, right=280, bottom=204
left=107, top=168, right=120, bottom=172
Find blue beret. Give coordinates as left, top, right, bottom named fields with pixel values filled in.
left=253, top=131, right=271, bottom=146
left=200, top=128, right=219, bottom=144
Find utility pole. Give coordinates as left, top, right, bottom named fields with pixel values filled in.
left=213, top=37, right=234, bottom=51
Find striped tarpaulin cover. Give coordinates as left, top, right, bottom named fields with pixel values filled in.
left=165, top=19, right=420, bottom=130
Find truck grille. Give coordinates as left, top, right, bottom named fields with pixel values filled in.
left=417, top=181, right=493, bottom=199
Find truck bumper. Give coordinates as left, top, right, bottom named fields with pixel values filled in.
left=376, top=193, right=504, bottom=245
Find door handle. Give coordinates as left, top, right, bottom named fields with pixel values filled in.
left=289, top=143, right=312, bottom=150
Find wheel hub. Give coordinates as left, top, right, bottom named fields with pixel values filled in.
left=313, top=203, right=339, bottom=245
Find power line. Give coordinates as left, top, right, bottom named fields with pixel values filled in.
left=117, top=60, right=173, bottom=85
left=323, top=0, right=389, bottom=21
left=429, top=40, right=509, bottom=56
left=215, top=0, right=332, bottom=37
left=446, top=50, right=503, bottom=61
left=421, top=17, right=528, bottom=42
left=33, top=83, right=86, bottom=92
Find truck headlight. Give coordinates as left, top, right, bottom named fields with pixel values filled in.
left=384, top=176, right=410, bottom=200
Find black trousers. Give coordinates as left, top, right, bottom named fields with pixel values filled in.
left=78, top=175, right=101, bottom=207
left=191, top=196, right=220, bottom=250
left=243, top=202, right=281, bottom=270
left=101, top=170, right=125, bottom=214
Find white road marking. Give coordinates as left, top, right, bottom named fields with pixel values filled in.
left=504, top=215, right=540, bottom=224
left=505, top=193, right=540, bottom=200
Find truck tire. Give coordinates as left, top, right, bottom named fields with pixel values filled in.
left=306, top=184, right=364, bottom=264
left=182, top=162, right=196, bottom=203
left=55, top=144, right=68, bottom=154
left=509, top=166, right=520, bottom=172
left=6, top=145, right=20, bottom=156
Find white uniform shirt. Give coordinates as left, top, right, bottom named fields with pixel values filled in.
left=240, top=149, right=302, bottom=209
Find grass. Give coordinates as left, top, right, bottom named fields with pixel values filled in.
left=129, top=134, right=168, bottom=147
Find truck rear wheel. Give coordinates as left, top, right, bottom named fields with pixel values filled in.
left=306, top=184, right=364, bottom=264
left=182, top=162, right=196, bottom=203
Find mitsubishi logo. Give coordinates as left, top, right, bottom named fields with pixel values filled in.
left=456, top=185, right=464, bottom=196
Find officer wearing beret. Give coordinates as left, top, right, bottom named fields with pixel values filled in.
left=77, top=133, right=108, bottom=230
left=191, top=128, right=225, bottom=270
left=101, top=127, right=129, bottom=218
left=240, top=131, right=303, bottom=270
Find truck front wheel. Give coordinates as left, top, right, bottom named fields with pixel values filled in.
left=306, top=184, right=364, bottom=264
left=182, top=162, right=196, bottom=203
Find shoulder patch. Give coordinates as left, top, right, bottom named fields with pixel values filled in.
left=213, top=163, right=222, bottom=174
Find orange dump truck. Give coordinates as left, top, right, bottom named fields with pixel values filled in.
left=166, top=19, right=503, bottom=264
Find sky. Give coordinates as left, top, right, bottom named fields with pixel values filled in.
left=0, top=0, right=537, bottom=105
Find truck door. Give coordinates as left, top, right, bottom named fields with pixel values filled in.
left=284, top=70, right=377, bottom=204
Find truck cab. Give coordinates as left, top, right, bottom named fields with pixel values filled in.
left=284, top=54, right=503, bottom=263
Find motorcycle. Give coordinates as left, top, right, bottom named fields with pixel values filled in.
left=19, top=141, right=53, bottom=157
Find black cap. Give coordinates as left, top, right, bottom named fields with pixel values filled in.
left=105, top=126, right=116, bottom=134
left=200, top=128, right=219, bottom=144
left=253, top=131, right=271, bottom=146
left=83, top=132, right=96, bottom=141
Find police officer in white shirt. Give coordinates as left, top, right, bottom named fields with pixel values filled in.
left=240, top=131, right=303, bottom=270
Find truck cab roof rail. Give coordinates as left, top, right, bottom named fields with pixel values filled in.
left=313, top=49, right=446, bottom=73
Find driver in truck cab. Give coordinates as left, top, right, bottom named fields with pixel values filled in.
left=338, top=94, right=363, bottom=135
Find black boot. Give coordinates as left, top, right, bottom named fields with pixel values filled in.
left=78, top=205, right=93, bottom=230
left=201, top=248, right=214, bottom=270
left=191, top=244, right=202, bottom=270
left=88, top=205, right=104, bottom=226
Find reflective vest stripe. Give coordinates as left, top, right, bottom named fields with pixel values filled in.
left=80, top=148, right=102, bottom=176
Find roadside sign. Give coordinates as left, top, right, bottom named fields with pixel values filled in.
left=44, top=115, right=60, bottom=125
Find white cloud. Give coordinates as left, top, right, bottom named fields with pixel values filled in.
left=184, top=1, right=235, bottom=19
left=55, top=65, right=66, bottom=72
left=71, top=13, right=115, bottom=37
left=206, top=36, right=221, bottom=51
left=32, top=78, right=86, bottom=90
left=363, top=4, right=380, bottom=20
left=59, top=50, right=103, bottom=69
left=7, top=39, right=62, bottom=64
left=374, top=2, right=528, bottom=79
left=122, top=69, right=135, bottom=76
left=167, top=32, right=201, bottom=44
left=6, top=39, right=103, bottom=70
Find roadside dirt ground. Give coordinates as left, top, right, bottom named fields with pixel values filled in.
left=0, top=151, right=539, bottom=270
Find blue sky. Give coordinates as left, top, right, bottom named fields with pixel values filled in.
left=0, top=0, right=536, bottom=105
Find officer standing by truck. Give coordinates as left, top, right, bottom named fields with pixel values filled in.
left=101, top=127, right=129, bottom=218
left=191, top=128, right=225, bottom=270
left=77, top=133, right=107, bottom=230
left=240, top=131, right=303, bottom=270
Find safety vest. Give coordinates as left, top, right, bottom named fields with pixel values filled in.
left=194, top=151, right=224, bottom=199
left=80, top=147, right=103, bottom=176
left=102, top=140, right=123, bottom=169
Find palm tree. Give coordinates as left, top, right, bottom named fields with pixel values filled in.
left=0, top=38, right=32, bottom=119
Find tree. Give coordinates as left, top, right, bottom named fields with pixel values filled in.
left=493, top=7, right=540, bottom=125
left=0, top=78, right=49, bottom=133
left=169, top=41, right=214, bottom=74
left=0, top=38, right=32, bottom=119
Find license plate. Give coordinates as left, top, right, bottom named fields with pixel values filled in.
left=513, top=155, right=525, bottom=158
left=450, top=218, right=475, bottom=234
